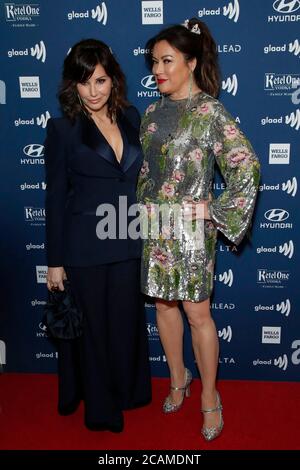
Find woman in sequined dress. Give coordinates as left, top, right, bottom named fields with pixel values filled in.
left=138, top=19, right=260, bottom=441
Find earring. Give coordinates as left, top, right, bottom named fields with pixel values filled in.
left=160, top=93, right=165, bottom=108
left=186, top=71, right=193, bottom=109
left=77, top=93, right=85, bottom=108
left=77, top=93, right=91, bottom=118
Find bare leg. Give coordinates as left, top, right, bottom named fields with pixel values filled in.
left=182, top=298, right=220, bottom=429
left=156, top=299, right=186, bottom=406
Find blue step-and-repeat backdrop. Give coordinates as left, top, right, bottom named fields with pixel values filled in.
left=0, top=0, right=299, bottom=380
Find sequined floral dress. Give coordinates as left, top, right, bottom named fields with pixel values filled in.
left=137, top=92, right=260, bottom=302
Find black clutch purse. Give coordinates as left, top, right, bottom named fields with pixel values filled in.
left=43, top=280, right=83, bottom=339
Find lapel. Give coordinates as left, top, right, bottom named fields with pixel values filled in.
left=80, top=110, right=141, bottom=173
left=118, top=111, right=141, bottom=172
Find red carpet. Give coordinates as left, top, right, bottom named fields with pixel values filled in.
left=0, top=373, right=299, bottom=450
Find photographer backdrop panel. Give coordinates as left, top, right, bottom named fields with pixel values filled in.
left=0, top=0, right=299, bottom=379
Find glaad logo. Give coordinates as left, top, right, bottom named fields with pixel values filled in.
left=15, top=112, right=51, bottom=128
left=91, top=3, right=108, bottom=23
left=285, top=109, right=300, bottom=130
left=133, top=46, right=149, bottom=56
left=282, top=177, right=297, bottom=196
left=67, top=2, right=108, bottom=24
left=8, top=41, right=46, bottom=62
left=223, top=0, right=240, bottom=22
left=274, top=354, right=288, bottom=370
left=36, top=351, right=58, bottom=360
left=258, top=178, right=297, bottom=197
left=198, top=0, right=240, bottom=23
left=30, top=41, right=46, bottom=62
left=20, top=182, right=46, bottom=191
left=0, top=80, right=6, bottom=104
left=262, top=326, right=281, bottom=344
left=261, top=111, right=300, bottom=130
left=256, top=240, right=294, bottom=259
left=218, top=326, right=232, bottom=342
left=254, top=299, right=291, bottom=316
left=149, top=355, right=167, bottom=362
left=0, top=340, right=6, bottom=366
left=222, top=74, right=238, bottom=95
left=269, top=143, right=290, bottom=165
left=279, top=240, right=294, bottom=258
left=217, top=269, right=233, bottom=286
left=31, top=299, right=46, bottom=307
left=36, top=111, right=50, bottom=128
left=26, top=242, right=44, bottom=251
left=276, top=299, right=291, bottom=316
left=263, top=40, right=300, bottom=56
left=289, top=39, right=300, bottom=56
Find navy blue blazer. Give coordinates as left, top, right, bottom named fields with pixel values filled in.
left=45, top=106, right=143, bottom=267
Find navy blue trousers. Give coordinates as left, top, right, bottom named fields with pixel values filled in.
left=57, top=259, right=151, bottom=431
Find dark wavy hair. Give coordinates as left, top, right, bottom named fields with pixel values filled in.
left=145, top=18, right=220, bottom=98
left=58, top=38, right=128, bottom=122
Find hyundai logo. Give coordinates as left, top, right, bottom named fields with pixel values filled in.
left=273, top=0, right=300, bottom=13
left=264, top=208, right=289, bottom=222
left=23, top=144, right=44, bottom=157
left=141, top=75, right=157, bottom=90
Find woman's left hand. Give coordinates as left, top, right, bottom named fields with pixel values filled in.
left=182, top=199, right=211, bottom=221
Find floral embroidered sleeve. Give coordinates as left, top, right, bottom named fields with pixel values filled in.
left=137, top=102, right=158, bottom=201
left=208, top=103, right=260, bottom=245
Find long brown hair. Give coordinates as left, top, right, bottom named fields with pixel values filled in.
left=58, top=38, right=128, bottom=122
left=146, top=18, right=220, bottom=98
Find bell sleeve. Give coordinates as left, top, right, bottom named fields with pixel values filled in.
left=208, top=103, right=260, bottom=245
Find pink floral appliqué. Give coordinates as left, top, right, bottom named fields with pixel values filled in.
left=147, top=122, right=158, bottom=133
left=223, top=124, right=240, bottom=140
left=226, top=147, right=251, bottom=168
left=161, top=182, right=175, bottom=198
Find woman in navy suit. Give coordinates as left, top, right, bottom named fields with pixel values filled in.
left=45, top=39, right=151, bottom=432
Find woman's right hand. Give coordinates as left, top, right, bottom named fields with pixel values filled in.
left=46, top=267, right=67, bottom=291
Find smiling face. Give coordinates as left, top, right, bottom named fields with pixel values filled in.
left=152, top=40, right=196, bottom=100
left=76, top=63, right=113, bottom=116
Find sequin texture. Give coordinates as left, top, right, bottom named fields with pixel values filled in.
left=138, top=92, right=260, bottom=302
